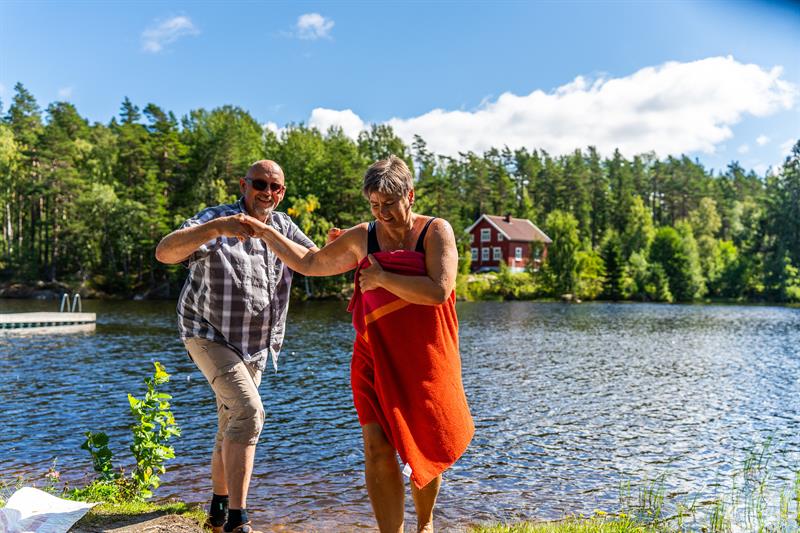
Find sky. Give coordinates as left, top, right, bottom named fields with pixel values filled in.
left=1, top=1, right=798, bottom=175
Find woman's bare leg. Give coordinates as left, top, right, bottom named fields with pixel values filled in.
left=362, top=423, right=404, bottom=533
left=411, top=475, right=441, bottom=533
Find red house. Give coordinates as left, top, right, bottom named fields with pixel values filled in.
left=465, top=214, right=551, bottom=273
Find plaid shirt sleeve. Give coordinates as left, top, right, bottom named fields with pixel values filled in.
left=178, top=205, right=231, bottom=266
left=286, top=218, right=316, bottom=249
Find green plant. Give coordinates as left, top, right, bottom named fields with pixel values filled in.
left=127, top=361, right=181, bottom=498
left=75, top=361, right=180, bottom=502
left=80, top=431, right=116, bottom=481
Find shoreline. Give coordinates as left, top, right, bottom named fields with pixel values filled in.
left=1, top=280, right=795, bottom=307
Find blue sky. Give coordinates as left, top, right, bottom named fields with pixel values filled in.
left=1, top=1, right=798, bottom=175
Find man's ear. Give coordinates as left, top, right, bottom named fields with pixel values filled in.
left=240, top=178, right=247, bottom=194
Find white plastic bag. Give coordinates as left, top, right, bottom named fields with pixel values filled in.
left=0, top=487, right=96, bottom=533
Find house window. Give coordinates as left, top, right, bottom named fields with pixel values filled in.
left=481, top=248, right=489, bottom=261
left=471, top=248, right=478, bottom=262
left=497, top=233, right=503, bottom=241
left=533, top=247, right=541, bottom=260
left=493, top=247, right=502, bottom=260
left=515, top=247, right=523, bottom=261
left=481, top=228, right=491, bottom=242
left=470, top=233, right=475, bottom=243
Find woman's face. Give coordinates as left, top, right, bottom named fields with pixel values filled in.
left=368, top=189, right=414, bottom=227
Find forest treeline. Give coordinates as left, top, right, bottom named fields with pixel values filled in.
left=0, top=82, right=798, bottom=302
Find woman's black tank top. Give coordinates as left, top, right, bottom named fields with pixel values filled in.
left=367, top=217, right=436, bottom=255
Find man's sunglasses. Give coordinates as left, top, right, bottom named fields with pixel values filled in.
left=246, top=178, right=285, bottom=193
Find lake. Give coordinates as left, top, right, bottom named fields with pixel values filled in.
left=1, top=299, right=799, bottom=531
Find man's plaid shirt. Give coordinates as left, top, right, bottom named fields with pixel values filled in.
left=176, top=199, right=315, bottom=371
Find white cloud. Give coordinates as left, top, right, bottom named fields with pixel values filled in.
left=305, top=56, right=797, bottom=159
left=737, top=144, right=750, bottom=154
left=263, top=122, right=281, bottom=135
left=753, top=163, right=770, bottom=176
left=57, top=86, right=73, bottom=99
left=756, top=134, right=770, bottom=146
left=142, top=16, right=199, bottom=53
left=780, top=137, right=797, bottom=155
left=309, top=108, right=365, bottom=138
left=296, top=13, right=334, bottom=40
left=0, top=83, right=6, bottom=97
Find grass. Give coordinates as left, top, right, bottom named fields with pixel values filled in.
left=473, top=439, right=800, bottom=533
left=73, top=499, right=206, bottom=529
left=471, top=515, right=656, bottom=532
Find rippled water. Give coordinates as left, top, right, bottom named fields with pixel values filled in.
left=1, top=299, right=799, bottom=531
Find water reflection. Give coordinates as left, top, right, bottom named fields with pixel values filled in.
left=1, top=299, right=799, bottom=530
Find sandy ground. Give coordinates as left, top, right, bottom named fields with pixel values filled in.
left=70, top=513, right=204, bottom=532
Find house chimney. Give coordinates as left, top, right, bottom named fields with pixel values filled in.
left=504, top=213, right=512, bottom=223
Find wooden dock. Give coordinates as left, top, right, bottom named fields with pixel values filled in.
left=0, top=312, right=96, bottom=334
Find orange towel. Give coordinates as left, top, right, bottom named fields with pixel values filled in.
left=348, top=250, right=474, bottom=489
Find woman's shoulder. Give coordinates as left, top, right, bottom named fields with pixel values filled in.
left=422, top=216, right=454, bottom=234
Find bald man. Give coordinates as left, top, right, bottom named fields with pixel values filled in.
left=156, top=161, right=317, bottom=533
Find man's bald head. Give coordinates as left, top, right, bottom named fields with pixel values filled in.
left=246, top=160, right=284, bottom=182
left=241, top=160, right=286, bottom=221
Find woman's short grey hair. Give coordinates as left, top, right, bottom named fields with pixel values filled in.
left=362, top=155, right=413, bottom=199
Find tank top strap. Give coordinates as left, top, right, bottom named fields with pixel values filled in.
left=367, top=221, right=381, bottom=255
left=415, top=217, right=437, bottom=253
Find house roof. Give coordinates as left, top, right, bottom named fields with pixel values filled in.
left=465, top=214, right=552, bottom=243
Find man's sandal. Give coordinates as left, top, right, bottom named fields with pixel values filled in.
left=226, top=522, right=262, bottom=533
left=204, top=518, right=224, bottom=533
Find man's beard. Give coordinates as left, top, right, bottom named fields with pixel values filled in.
left=251, top=197, right=275, bottom=220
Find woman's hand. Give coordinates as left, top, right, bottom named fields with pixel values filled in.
left=326, top=227, right=343, bottom=246
left=358, top=254, right=385, bottom=292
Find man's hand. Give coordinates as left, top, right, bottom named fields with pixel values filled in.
left=215, top=214, right=256, bottom=242
left=238, top=215, right=271, bottom=239
left=358, top=254, right=385, bottom=293
left=326, top=227, right=343, bottom=246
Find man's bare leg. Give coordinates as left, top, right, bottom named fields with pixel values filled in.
left=362, top=423, right=404, bottom=533
left=411, top=475, right=441, bottom=533
left=211, top=447, right=227, bottom=495
left=223, top=439, right=257, bottom=509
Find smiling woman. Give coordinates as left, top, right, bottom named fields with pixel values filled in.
left=241, top=155, right=474, bottom=532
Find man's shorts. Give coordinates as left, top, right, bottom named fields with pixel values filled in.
left=184, top=338, right=264, bottom=451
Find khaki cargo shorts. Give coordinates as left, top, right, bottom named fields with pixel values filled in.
left=184, top=338, right=264, bottom=451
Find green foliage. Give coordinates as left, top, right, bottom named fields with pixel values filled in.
left=649, top=226, right=705, bottom=301
left=75, top=362, right=180, bottom=502
left=0, top=84, right=795, bottom=303
left=455, top=268, right=541, bottom=301
left=127, top=362, right=181, bottom=499
left=600, top=230, right=624, bottom=300
left=576, top=246, right=606, bottom=300
left=544, top=210, right=581, bottom=295
left=80, top=431, right=116, bottom=482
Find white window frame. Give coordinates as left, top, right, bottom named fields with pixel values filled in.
left=481, top=228, right=491, bottom=242
left=481, top=247, right=490, bottom=261
left=470, top=233, right=475, bottom=243
left=515, top=247, right=523, bottom=261
left=493, top=247, right=502, bottom=260
left=471, top=248, right=478, bottom=262
left=497, top=233, right=503, bottom=241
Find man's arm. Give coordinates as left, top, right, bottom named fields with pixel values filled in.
left=155, top=215, right=252, bottom=265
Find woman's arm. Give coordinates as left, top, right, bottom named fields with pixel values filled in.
left=358, top=219, right=458, bottom=305
left=242, top=215, right=365, bottom=276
